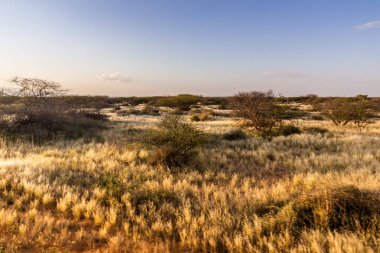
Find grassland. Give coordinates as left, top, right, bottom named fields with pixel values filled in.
left=0, top=105, right=380, bottom=252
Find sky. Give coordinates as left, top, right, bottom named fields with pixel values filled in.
left=0, top=0, right=380, bottom=96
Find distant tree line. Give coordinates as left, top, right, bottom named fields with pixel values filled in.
left=1, top=76, right=379, bottom=142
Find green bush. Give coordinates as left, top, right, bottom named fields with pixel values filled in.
left=141, top=115, right=207, bottom=167
left=310, top=114, right=325, bottom=121
left=217, top=103, right=227, bottom=109
left=190, top=115, right=201, bottom=122
left=222, top=129, right=247, bottom=141
left=154, top=95, right=202, bottom=111
left=278, top=125, right=301, bottom=136
left=304, top=126, right=329, bottom=135
left=99, top=173, right=125, bottom=201
left=282, top=108, right=309, bottom=120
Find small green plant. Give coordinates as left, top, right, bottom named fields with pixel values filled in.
left=141, top=115, right=207, bottom=167
left=99, top=173, right=125, bottom=201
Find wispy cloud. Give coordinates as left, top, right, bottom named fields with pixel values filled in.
left=259, top=70, right=306, bottom=78
left=354, top=20, right=380, bottom=30
left=96, top=72, right=131, bottom=83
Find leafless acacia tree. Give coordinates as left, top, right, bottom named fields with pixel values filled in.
left=229, top=90, right=286, bottom=138
left=7, top=77, right=67, bottom=105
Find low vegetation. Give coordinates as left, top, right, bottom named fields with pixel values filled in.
left=315, top=96, right=378, bottom=129
left=0, top=77, right=108, bottom=142
left=154, top=94, right=202, bottom=111
left=0, top=84, right=379, bottom=252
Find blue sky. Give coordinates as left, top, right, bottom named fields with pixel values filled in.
left=0, top=0, right=380, bottom=96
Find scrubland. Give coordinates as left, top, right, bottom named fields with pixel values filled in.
left=0, top=105, right=380, bottom=252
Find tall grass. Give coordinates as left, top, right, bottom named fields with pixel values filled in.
left=0, top=116, right=379, bottom=252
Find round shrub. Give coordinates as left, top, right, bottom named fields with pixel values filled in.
left=304, top=127, right=329, bottom=135
left=278, top=125, right=301, bottom=136
left=222, top=129, right=247, bottom=141
left=141, top=115, right=207, bottom=167
left=191, top=115, right=201, bottom=122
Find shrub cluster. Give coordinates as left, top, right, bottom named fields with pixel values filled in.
left=154, top=94, right=202, bottom=111
left=315, top=96, right=377, bottom=129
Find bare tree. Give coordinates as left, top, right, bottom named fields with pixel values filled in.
left=229, top=90, right=286, bottom=138
left=7, top=77, right=66, bottom=106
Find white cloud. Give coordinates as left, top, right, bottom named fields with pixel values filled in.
left=96, top=72, right=131, bottom=83
left=354, top=20, right=380, bottom=30
left=259, top=70, right=306, bottom=78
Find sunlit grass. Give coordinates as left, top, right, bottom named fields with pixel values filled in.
left=0, top=112, right=379, bottom=252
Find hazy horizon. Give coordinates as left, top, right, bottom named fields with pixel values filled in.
left=1, top=0, right=380, bottom=96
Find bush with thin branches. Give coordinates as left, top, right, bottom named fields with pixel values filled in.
left=229, top=90, right=286, bottom=138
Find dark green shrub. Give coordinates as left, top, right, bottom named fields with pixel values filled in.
left=282, top=108, right=308, bottom=120
left=141, top=115, right=207, bottom=167
left=222, top=129, right=247, bottom=141
left=154, top=95, right=202, bottom=111
left=218, top=103, right=227, bottom=109
left=304, top=127, right=329, bottom=135
left=310, top=114, right=325, bottom=121
left=201, top=97, right=228, bottom=106
left=278, top=125, right=301, bottom=136
left=190, top=115, right=201, bottom=122
left=99, top=173, right=125, bottom=201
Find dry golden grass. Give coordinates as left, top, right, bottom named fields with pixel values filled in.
left=0, top=111, right=379, bottom=252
